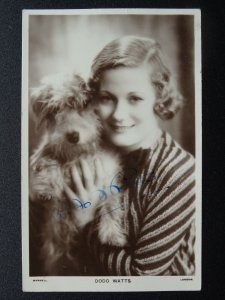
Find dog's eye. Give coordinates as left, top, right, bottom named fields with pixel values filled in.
left=45, top=106, right=59, bottom=119
left=33, top=164, right=42, bottom=172
left=45, top=112, right=56, bottom=123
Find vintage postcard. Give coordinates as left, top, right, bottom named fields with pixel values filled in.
left=22, top=8, right=202, bottom=292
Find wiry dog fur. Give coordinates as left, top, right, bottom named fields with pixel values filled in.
left=29, top=72, right=127, bottom=275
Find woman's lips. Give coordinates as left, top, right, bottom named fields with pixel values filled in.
left=109, top=124, right=135, bottom=133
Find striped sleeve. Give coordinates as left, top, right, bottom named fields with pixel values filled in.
left=86, top=150, right=195, bottom=276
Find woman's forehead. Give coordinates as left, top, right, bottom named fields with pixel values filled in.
left=99, top=66, right=154, bottom=93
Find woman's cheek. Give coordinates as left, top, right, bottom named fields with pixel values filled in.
left=133, top=104, right=151, bottom=120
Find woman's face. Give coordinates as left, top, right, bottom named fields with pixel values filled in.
left=96, top=66, right=159, bottom=151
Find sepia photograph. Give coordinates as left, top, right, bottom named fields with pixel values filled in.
left=22, top=8, right=201, bottom=291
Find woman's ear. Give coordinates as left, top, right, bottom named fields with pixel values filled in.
left=153, top=102, right=174, bottom=120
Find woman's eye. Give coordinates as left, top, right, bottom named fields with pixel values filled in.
left=99, top=96, right=114, bottom=103
left=129, top=96, right=143, bottom=102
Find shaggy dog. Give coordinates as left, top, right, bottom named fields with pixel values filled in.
left=29, top=73, right=127, bottom=275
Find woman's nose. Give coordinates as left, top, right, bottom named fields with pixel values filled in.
left=111, top=100, right=128, bottom=121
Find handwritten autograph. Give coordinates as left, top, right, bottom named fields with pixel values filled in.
left=55, top=168, right=170, bottom=220
left=73, top=168, right=158, bottom=208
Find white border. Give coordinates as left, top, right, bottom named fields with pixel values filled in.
left=22, top=8, right=202, bottom=292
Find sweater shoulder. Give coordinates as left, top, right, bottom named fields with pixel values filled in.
left=148, top=131, right=195, bottom=180
left=140, top=132, right=195, bottom=204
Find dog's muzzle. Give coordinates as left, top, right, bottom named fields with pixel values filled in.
left=66, top=131, right=80, bottom=144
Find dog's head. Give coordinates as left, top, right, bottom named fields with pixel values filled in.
left=44, top=107, right=102, bottom=162
left=31, top=72, right=102, bottom=162
left=30, top=72, right=88, bottom=129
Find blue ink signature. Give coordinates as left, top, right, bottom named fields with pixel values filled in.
left=73, top=198, right=92, bottom=209
left=54, top=169, right=167, bottom=219
left=70, top=168, right=160, bottom=211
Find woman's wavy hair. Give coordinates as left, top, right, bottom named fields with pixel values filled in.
left=88, top=36, right=184, bottom=120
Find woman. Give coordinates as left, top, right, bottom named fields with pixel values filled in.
left=64, top=36, right=195, bottom=276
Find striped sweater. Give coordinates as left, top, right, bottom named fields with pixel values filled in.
left=85, top=131, right=195, bottom=276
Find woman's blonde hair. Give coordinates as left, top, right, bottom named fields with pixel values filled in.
left=89, top=35, right=184, bottom=120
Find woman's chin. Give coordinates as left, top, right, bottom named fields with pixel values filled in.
left=109, top=134, right=139, bottom=150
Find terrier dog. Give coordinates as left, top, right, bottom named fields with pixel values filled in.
left=29, top=72, right=127, bottom=275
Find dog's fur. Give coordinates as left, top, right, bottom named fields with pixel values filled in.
left=29, top=72, right=127, bottom=275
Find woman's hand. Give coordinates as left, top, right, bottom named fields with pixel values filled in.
left=64, top=157, right=105, bottom=229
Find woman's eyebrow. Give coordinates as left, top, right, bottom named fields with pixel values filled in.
left=98, top=90, right=115, bottom=96
left=127, top=91, right=143, bottom=96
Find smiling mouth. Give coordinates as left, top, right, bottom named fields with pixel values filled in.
left=110, top=124, right=135, bottom=133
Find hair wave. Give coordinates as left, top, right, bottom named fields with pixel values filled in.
left=89, top=36, right=184, bottom=120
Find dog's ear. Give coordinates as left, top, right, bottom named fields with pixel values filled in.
left=67, top=74, right=89, bottom=109
left=30, top=86, right=57, bottom=130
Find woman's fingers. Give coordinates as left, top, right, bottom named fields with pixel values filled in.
left=70, top=164, right=86, bottom=200
left=79, top=158, right=94, bottom=190
left=63, top=183, right=77, bottom=201
left=63, top=183, right=92, bottom=227
left=94, top=157, right=104, bottom=187
left=69, top=158, right=105, bottom=205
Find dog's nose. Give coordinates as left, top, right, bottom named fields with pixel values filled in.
left=66, top=131, right=80, bottom=144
